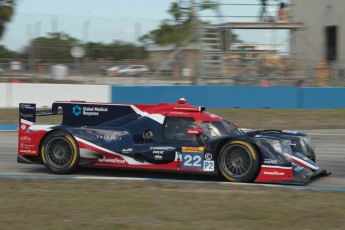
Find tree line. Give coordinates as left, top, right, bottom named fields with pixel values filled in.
left=0, top=0, right=241, bottom=63
left=0, top=32, right=148, bottom=63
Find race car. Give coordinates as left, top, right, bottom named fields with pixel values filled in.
left=17, top=98, right=330, bottom=184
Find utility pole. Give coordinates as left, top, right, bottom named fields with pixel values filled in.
left=82, top=21, right=91, bottom=72
left=191, top=0, right=203, bottom=85
left=135, top=22, right=141, bottom=59
left=27, top=24, right=35, bottom=72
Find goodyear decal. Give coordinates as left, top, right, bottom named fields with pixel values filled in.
left=182, top=147, right=204, bottom=153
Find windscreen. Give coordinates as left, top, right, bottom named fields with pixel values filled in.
left=201, top=120, right=244, bottom=140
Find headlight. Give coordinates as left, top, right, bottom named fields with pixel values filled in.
left=302, top=136, right=315, bottom=151
left=270, top=139, right=292, bottom=155
left=271, top=140, right=283, bottom=153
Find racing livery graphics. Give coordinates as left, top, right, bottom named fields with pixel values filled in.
left=17, top=99, right=330, bottom=184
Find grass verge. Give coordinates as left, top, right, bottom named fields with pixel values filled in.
left=0, top=179, right=344, bottom=230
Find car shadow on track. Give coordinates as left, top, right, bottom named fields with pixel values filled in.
left=77, top=167, right=227, bottom=182
left=15, top=164, right=227, bottom=183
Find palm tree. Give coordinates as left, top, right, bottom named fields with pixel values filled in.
left=140, top=0, right=218, bottom=45
left=0, top=0, right=16, bottom=39
left=168, top=2, right=182, bottom=22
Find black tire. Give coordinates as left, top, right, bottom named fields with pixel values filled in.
left=41, top=131, right=79, bottom=174
left=217, top=140, right=260, bottom=183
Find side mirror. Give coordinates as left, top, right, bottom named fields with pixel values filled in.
left=186, top=128, right=204, bottom=136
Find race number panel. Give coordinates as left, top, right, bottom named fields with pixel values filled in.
left=181, top=147, right=204, bottom=170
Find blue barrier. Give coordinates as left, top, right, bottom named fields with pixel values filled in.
left=302, top=87, right=345, bottom=109
left=0, top=124, right=18, bottom=131
left=112, top=86, right=302, bottom=108
left=112, top=86, right=345, bottom=109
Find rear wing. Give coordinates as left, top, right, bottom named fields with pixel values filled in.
left=19, top=103, right=62, bottom=124
left=19, top=102, right=138, bottom=127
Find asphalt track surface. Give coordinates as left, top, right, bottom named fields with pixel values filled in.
left=1, top=130, right=344, bottom=190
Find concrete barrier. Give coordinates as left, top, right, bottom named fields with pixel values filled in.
left=0, top=83, right=112, bottom=108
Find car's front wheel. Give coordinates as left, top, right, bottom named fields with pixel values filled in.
left=217, top=140, right=260, bottom=183
left=41, top=131, right=79, bottom=174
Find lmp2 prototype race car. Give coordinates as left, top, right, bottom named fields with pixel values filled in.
left=17, top=98, right=329, bottom=185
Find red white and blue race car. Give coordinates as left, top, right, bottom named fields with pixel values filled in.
left=17, top=98, right=329, bottom=184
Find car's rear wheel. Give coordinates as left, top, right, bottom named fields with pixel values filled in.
left=218, top=140, right=260, bottom=183
left=41, top=131, right=79, bottom=174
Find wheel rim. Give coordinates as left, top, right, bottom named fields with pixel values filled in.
left=221, top=144, right=253, bottom=179
left=45, top=137, right=74, bottom=169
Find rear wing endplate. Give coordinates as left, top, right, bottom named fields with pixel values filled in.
left=19, top=103, right=62, bottom=123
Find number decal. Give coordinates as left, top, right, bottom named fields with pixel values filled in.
left=193, top=155, right=202, bottom=167
left=182, top=153, right=203, bottom=169
left=184, top=155, right=193, bottom=166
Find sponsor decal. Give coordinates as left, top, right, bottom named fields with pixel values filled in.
left=73, top=105, right=109, bottom=117
left=170, top=112, right=188, bottom=115
left=150, top=146, right=175, bottom=151
left=263, top=171, right=285, bottom=176
left=122, top=148, right=133, bottom=153
left=173, top=107, right=200, bottom=111
left=204, top=153, right=212, bottom=160
left=72, top=105, right=82, bottom=116
left=20, top=104, right=35, bottom=110
left=182, top=147, right=204, bottom=153
left=294, top=166, right=304, bottom=172
left=20, top=143, right=35, bottom=149
left=21, top=124, right=27, bottom=130
left=96, top=135, right=122, bottom=143
left=82, top=106, right=108, bottom=116
left=153, top=151, right=164, bottom=154
left=20, top=136, right=32, bottom=142
left=19, top=149, right=37, bottom=154
left=203, top=160, right=214, bottom=171
left=98, top=157, right=126, bottom=164
left=154, top=155, right=163, bottom=160
left=264, top=159, right=278, bottom=165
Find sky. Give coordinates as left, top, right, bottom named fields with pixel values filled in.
left=0, top=0, right=289, bottom=52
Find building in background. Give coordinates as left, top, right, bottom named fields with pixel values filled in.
left=146, top=44, right=199, bottom=77
left=290, top=0, right=345, bottom=82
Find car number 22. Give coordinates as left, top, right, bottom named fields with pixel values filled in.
left=183, top=154, right=202, bottom=168
left=181, top=153, right=215, bottom=171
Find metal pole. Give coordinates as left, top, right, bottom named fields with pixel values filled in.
left=192, top=0, right=203, bottom=85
